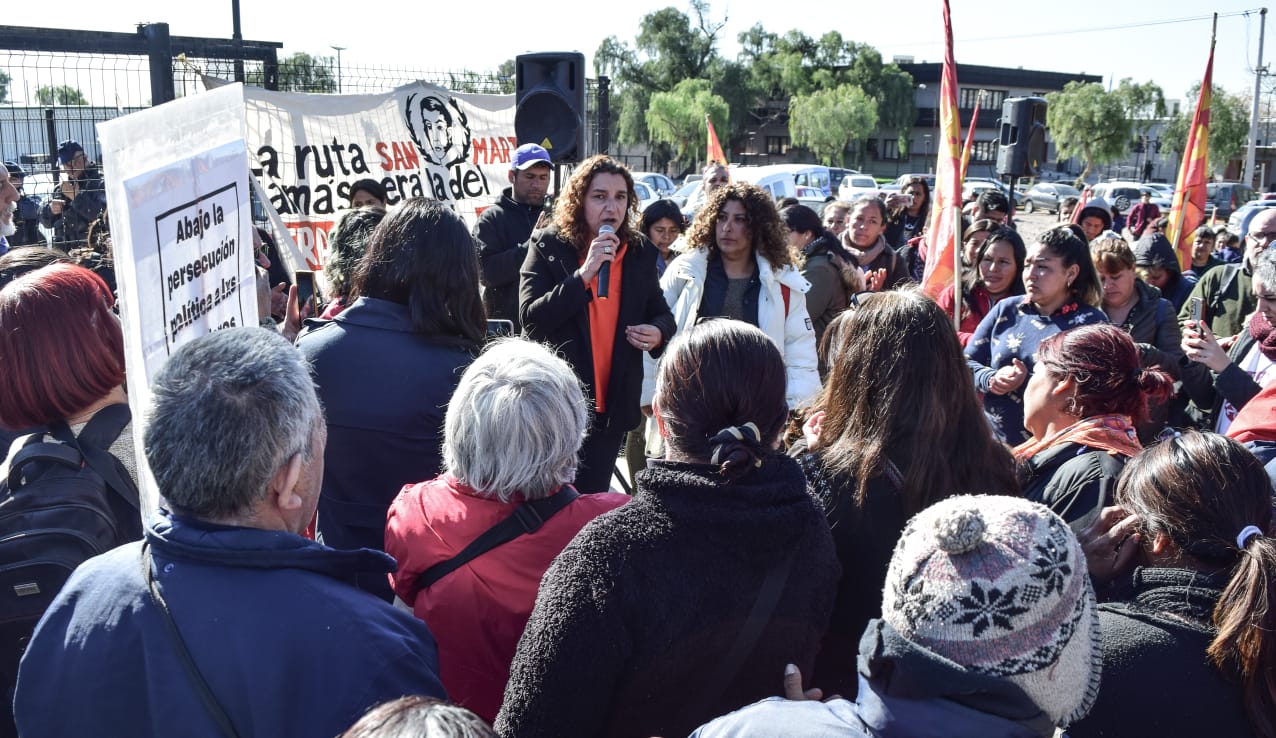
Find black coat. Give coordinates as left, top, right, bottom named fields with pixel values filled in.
left=1068, top=567, right=1254, bottom=738
left=799, top=453, right=909, bottom=698
left=1018, top=442, right=1128, bottom=534
left=495, top=456, right=840, bottom=738
left=475, top=187, right=542, bottom=327
left=519, top=226, right=675, bottom=433
left=1180, top=329, right=1262, bottom=430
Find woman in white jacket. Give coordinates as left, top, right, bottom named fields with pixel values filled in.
left=642, top=183, right=820, bottom=436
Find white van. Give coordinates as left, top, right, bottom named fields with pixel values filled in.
left=728, top=165, right=800, bottom=202
left=745, top=163, right=834, bottom=197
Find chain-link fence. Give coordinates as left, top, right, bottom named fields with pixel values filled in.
left=0, top=23, right=609, bottom=195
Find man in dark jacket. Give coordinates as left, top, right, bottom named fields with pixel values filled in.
left=39, top=140, right=106, bottom=251
left=3, top=162, right=42, bottom=248
left=1177, top=207, right=1276, bottom=338
left=13, top=328, right=446, bottom=738
left=475, top=143, right=552, bottom=328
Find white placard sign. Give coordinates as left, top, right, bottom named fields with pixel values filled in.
left=99, top=84, right=256, bottom=513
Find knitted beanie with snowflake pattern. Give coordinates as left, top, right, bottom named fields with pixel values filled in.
left=881, top=494, right=1102, bottom=727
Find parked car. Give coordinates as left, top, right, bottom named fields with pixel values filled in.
left=795, top=185, right=827, bottom=213
left=1228, top=199, right=1276, bottom=236
left=1017, top=183, right=1082, bottom=214
left=1206, top=181, right=1258, bottom=220
left=829, top=167, right=857, bottom=195
left=751, top=163, right=834, bottom=197
left=728, top=165, right=800, bottom=202
left=879, top=173, right=936, bottom=192
left=1090, top=181, right=1171, bottom=212
left=631, top=171, right=676, bottom=198
left=962, top=177, right=1013, bottom=203
left=837, top=173, right=881, bottom=201
left=671, top=180, right=701, bottom=209
left=634, top=181, right=658, bottom=214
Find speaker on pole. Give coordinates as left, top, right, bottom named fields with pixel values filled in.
left=516, top=52, right=587, bottom=164
left=996, top=96, right=1048, bottom=177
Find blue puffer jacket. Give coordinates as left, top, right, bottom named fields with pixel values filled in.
left=14, top=511, right=446, bottom=738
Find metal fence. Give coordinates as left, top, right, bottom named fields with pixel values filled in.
left=0, top=23, right=609, bottom=189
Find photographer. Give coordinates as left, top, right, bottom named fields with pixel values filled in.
left=39, top=140, right=106, bottom=252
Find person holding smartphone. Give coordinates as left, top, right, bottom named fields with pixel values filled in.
left=1181, top=245, right=1276, bottom=432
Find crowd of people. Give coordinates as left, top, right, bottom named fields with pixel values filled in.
left=0, top=146, right=1274, bottom=738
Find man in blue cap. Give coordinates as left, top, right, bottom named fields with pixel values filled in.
left=39, top=140, right=106, bottom=251
left=473, top=142, right=553, bottom=329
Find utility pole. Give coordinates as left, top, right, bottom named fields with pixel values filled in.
left=330, top=45, right=345, bottom=93
left=1244, top=7, right=1267, bottom=188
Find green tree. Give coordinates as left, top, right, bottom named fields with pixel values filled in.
left=595, top=1, right=727, bottom=168
left=788, top=84, right=878, bottom=166
left=1161, top=84, right=1251, bottom=176
left=0, top=70, right=9, bottom=103
left=1114, top=78, right=1167, bottom=146
left=36, top=85, right=88, bottom=105
left=646, top=78, right=729, bottom=168
left=1046, top=82, right=1131, bottom=185
left=273, top=52, right=337, bottom=92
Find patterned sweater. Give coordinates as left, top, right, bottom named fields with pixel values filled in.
left=965, top=295, right=1108, bottom=445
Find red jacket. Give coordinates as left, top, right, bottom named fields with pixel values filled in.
left=935, top=283, right=997, bottom=347
left=384, top=474, right=628, bottom=722
left=1128, top=202, right=1161, bottom=239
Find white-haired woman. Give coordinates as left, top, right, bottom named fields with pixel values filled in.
left=384, top=338, right=629, bottom=724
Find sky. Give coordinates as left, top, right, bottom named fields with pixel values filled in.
left=1, top=0, right=1268, bottom=108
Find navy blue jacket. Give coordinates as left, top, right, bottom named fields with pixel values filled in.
left=297, top=297, right=477, bottom=583
left=14, top=512, right=445, bottom=738
left=966, top=295, right=1108, bottom=445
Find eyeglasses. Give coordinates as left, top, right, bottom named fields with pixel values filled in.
left=1248, top=231, right=1276, bottom=243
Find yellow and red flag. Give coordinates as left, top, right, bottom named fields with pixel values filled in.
left=921, top=0, right=964, bottom=306
left=1166, top=28, right=1215, bottom=271
left=959, top=91, right=983, bottom=182
left=706, top=114, right=728, bottom=167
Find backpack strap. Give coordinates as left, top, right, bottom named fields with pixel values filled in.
left=414, top=486, right=581, bottom=593
left=47, top=404, right=140, bottom=511
left=6, top=436, right=82, bottom=491
left=142, top=543, right=243, bottom=738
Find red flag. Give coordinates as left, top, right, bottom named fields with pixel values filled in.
left=921, top=0, right=964, bottom=303
left=1166, top=37, right=1214, bottom=271
left=959, top=92, right=982, bottom=182
left=706, top=114, right=727, bottom=167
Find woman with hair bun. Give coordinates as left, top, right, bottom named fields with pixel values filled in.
left=1072, top=431, right=1275, bottom=738
left=1015, top=323, right=1174, bottom=532
left=496, top=320, right=838, bottom=738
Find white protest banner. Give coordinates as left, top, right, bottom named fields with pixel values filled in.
left=238, top=81, right=516, bottom=274
left=99, top=83, right=256, bottom=512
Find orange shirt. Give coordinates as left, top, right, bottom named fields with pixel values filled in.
left=587, top=242, right=626, bottom=413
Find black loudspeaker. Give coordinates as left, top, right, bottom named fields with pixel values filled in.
left=516, top=52, right=587, bottom=164
left=996, top=97, right=1048, bottom=177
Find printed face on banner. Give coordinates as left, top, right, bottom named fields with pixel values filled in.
left=244, top=81, right=517, bottom=274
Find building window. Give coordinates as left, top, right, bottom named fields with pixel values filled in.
left=882, top=139, right=899, bottom=160
left=972, top=140, right=997, bottom=162
left=959, top=88, right=1007, bottom=110
left=766, top=136, right=789, bottom=155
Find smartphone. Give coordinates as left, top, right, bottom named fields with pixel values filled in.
left=486, top=319, right=514, bottom=337
left=295, top=270, right=320, bottom=316
left=1188, top=296, right=1203, bottom=325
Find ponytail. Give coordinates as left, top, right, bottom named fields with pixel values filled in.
left=1209, top=533, right=1276, bottom=738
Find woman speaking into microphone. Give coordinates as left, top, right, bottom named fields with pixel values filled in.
left=521, top=155, right=675, bottom=493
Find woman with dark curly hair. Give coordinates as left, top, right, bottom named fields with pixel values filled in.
left=642, top=182, right=819, bottom=419
left=520, top=155, right=675, bottom=493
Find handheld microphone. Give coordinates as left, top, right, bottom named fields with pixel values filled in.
left=597, top=224, right=614, bottom=299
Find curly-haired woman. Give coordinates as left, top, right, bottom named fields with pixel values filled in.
left=642, top=182, right=819, bottom=419
left=520, top=155, right=675, bottom=493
